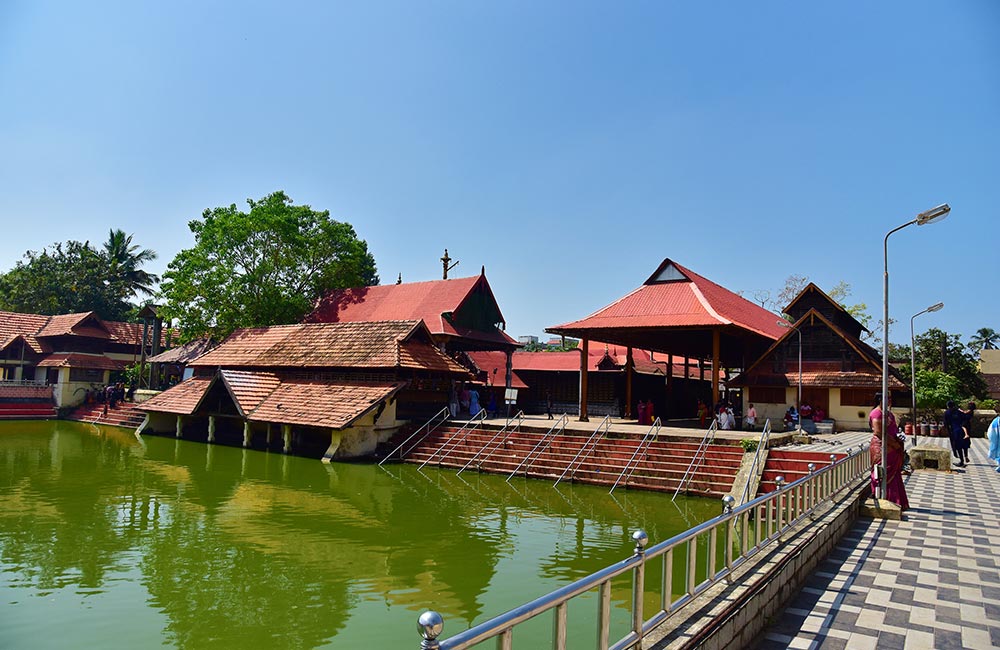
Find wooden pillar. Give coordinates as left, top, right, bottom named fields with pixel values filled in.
left=505, top=349, right=514, bottom=419
left=666, top=354, right=674, bottom=418
left=578, top=338, right=590, bottom=422
left=207, top=415, right=216, bottom=443
left=322, top=429, right=342, bottom=463
left=243, top=421, right=251, bottom=448
left=625, top=347, right=634, bottom=419
left=282, top=424, right=292, bottom=454
left=175, top=415, right=183, bottom=438
left=712, top=328, right=721, bottom=406
left=266, top=425, right=273, bottom=446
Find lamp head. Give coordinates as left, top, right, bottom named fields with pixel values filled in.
left=927, top=302, right=944, bottom=313
left=916, top=203, right=950, bottom=225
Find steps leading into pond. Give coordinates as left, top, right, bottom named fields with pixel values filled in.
left=65, top=402, right=147, bottom=429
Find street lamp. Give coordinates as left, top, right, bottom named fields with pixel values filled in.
left=776, top=319, right=802, bottom=432
left=910, top=302, right=944, bottom=446
left=881, top=203, right=950, bottom=500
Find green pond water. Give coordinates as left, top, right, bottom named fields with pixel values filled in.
left=0, top=420, right=721, bottom=649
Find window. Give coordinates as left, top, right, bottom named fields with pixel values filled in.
left=69, top=367, right=104, bottom=382
left=750, top=386, right=785, bottom=404
left=840, top=388, right=874, bottom=407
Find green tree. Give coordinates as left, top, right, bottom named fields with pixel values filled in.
left=915, top=369, right=960, bottom=410
left=913, top=327, right=988, bottom=399
left=968, top=327, right=999, bottom=353
left=0, top=240, right=134, bottom=320
left=102, top=229, right=159, bottom=300
left=160, top=191, right=378, bottom=340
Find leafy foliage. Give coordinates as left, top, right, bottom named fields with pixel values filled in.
left=914, top=369, right=960, bottom=409
left=0, top=231, right=157, bottom=321
left=913, top=327, right=988, bottom=401
left=159, top=191, right=378, bottom=340
left=969, top=327, right=999, bottom=353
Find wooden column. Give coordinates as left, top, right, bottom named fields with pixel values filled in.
left=625, top=346, right=634, bottom=419
left=578, top=338, right=589, bottom=422
left=175, top=415, right=183, bottom=438
left=666, top=354, right=674, bottom=418
left=282, top=424, right=292, bottom=454
left=712, top=328, right=721, bottom=406
left=207, top=415, right=216, bottom=443
left=243, top=421, right=251, bottom=447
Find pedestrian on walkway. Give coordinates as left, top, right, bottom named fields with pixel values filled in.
left=944, top=400, right=970, bottom=467
left=869, top=393, right=909, bottom=510
left=546, top=390, right=553, bottom=420
left=988, top=413, right=1000, bottom=472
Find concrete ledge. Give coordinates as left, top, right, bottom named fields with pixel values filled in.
left=860, top=498, right=902, bottom=521
left=909, top=445, right=952, bottom=472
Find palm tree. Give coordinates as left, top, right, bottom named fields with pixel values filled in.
left=969, top=327, right=1000, bottom=353
left=102, top=229, right=160, bottom=298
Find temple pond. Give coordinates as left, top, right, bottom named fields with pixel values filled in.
left=0, top=420, right=721, bottom=649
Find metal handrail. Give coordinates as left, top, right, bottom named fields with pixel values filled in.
left=417, top=443, right=871, bottom=650
left=609, top=417, right=661, bottom=494
left=418, top=409, right=488, bottom=471
left=739, top=419, right=773, bottom=505
left=506, top=414, right=568, bottom=482
left=378, top=407, right=450, bottom=466
left=671, top=417, right=719, bottom=501
left=553, top=415, right=611, bottom=488
left=457, top=410, right=525, bottom=476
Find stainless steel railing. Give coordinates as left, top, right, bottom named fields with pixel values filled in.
left=378, top=407, right=450, bottom=466
left=457, top=410, right=524, bottom=476
left=506, top=414, right=568, bottom=482
left=672, top=417, right=719, bottom=500
left=416, top=443, right=870, bottom=650
left=553, top=415, right=611, bottom=488
left=418, top=409, right=489, bottom=471
left=738, top=419, right=773, bottom=505
left=609, top=417, right=661, bottom=495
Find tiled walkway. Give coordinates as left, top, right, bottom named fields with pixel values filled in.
left=755, top=436, right=1000, bottom=649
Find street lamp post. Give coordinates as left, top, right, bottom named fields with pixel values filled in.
left=910, top=302, right=944, bottom=446
left=776, top=320, right=802, bottom=432
left=881, top=203, right=950, bottom=500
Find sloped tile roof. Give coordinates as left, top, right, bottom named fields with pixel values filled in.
left=193, top=320, right=468, bottom=374
left=147, top=338, right=217, bottom=364
left=137, top=376, right=214, bottom=415
left=0, top=311, right=49, bottom=353
left=103, top=321, right=173, bottom=348
left=306, top=274, right=518, bottom=347
left=468, top=344, right=709, bottom=378
left=219, top=369, right=282, bottom=415
left=460, top=351, right=529, bottom=388
left=36, top=352, right=125, bottom=370
left=36, top=312, right=107, bottom=338
left=549, top=259, right=787, bottom=340
left=249, top=379, right=405, bottom=429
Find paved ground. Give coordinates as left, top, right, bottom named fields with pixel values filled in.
left=755, top=435, right=1000, bottom=650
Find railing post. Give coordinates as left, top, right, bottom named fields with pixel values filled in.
left=417, top=611, right=444, bottom=650
left=807, top=463, right=816, bottom=516
left=632, top=530, right=648, bottom=644
left=722, top=495, right=736, bottom=579
left=775, top=476, right=785, bottom=539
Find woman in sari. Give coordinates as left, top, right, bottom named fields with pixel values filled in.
left=869, top=393, right=909, bottom=510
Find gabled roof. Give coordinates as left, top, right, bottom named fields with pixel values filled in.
left=148, top=338, right=218, bottom=365
left=37, top=312, right=111, bottom=339
left=305, top=272, right=518, bottom=347
left=138, top=370, right=406, bottom=430
left=461, top=351, right=529, bottom=388
left=730, top=308, right=907, bottom=389
left=0, top=309, right=169, bottom=352
left=783, top=282, right=869, bottom=334
left=465, top=344, right=710, bottom=380
left=36, top=352, right=125, bottom=370
left=549, top=259, right=787, bottom=341
left=0, top=311, right=51, bottom=354
left=192, top=320, right=469, bottom=374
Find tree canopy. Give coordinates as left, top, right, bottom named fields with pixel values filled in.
left=912, top=327, right=988, bottom=401
left=159, top=191, right=378, bottom=340
left=0, top=231, right=158, bottom=321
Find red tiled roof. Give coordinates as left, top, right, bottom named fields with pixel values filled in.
left=139, top=370, right=405, bottom=429
left=36, top=312, right=108, bottom=338
left=305, top=274, right=518, bottom=347
left=735, top=370, right=907, bottom=390
left=103, top=321, right=173, bottom=348
left=0, top=311, right=49, bottom=354
left=193, top=320, right=469, bottom=374
left=147, top=338, right=217, bottom=364
left=472, top=343, right=709, bottom=378
left=36, top=353, right=125, bottom=370
left=462, top=351, right=529, bottom=388
left=137, top=376, right=214, bottom=415
left=249, top=379, right=405, bottom=429
left=549, top=259, right=787, bottom=341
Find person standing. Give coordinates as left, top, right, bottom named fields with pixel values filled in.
left=745, top=403, right=757, bottom=432
left=637, top=399, right=647, bottom=426
left=869, top=393, right=909, bottom=510
left=988, top=413, right=1000, bottom=472
left=697, top=400, right=708, bottom=427
left=944, top=401, right=970, bottom=467
left=546, top=390, right=553, bottom=420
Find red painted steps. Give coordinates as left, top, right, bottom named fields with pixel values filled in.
left=386, top=424, right=744, bottom=497
left=758, top=449, right=850, bottom=493
left=66, top=402, right=147, bottom=429
left=0, top=402, right=57, bottom=419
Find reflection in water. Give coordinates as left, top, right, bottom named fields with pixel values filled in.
left=0, top=421, right=720, bottom=648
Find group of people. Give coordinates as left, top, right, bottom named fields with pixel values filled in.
left=782, top=402, right=827, bottom=431
left=449, top=382, right=503, bottom=419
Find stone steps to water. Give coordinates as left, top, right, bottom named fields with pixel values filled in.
left=758, top=449, right=849, bottom=492
left=65, top=402, right=146, bottom=429
left=391, top=424, right=742, bottom=496
left=0, top=402, right=57, bottom=419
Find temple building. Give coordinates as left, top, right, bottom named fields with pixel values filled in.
left=728, top=283, right=908, bottom=431
left=136, top=320, right=471, bottom=461
left=0, top=309, right=168, bottom=409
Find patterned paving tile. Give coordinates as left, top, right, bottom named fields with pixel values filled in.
left=755, top=437, right=1000, bottom=648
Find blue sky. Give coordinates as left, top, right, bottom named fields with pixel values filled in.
left=1, top=1, right=997, bottom=346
